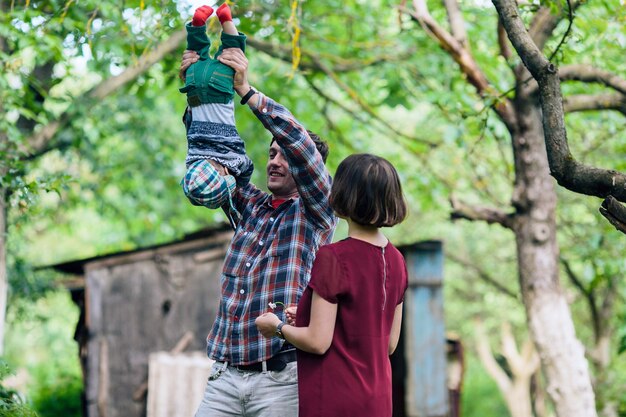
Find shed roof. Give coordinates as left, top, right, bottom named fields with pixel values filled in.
left=49, top=222, right=442, bottom=277
left=49, top=223, right=233, bottom=276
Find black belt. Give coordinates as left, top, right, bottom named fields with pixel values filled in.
left=233, top=350, right=297, bottom=372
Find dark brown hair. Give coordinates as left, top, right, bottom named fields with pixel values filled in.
left=271, top=130, right=329, bottom=163
left=330, top=153, right=407, bottom=227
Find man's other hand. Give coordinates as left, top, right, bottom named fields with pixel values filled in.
left=217, top=48, right=250, bottom=97
left=179, top=50, right=200, bottom=81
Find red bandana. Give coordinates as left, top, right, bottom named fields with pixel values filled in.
left=271, top=198, right=286, bottom=209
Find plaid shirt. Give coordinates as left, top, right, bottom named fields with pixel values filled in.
left=183, top=92, right=337, bottom=365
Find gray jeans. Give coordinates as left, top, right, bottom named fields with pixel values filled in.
left=194, top=361, right=298, bottom=417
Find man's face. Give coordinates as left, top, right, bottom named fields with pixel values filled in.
left=266, top=140, right=298, bottom=199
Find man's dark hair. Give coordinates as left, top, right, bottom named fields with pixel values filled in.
left=306, top=130, right=329, bottom=163
left=271, top=130, right=329, bottom=163
left=330, top=153, right=407, bottom=228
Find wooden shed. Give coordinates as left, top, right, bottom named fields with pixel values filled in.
left=55, top=224, right=232, bottom=417
left=54, top=225, right=452, bottom=417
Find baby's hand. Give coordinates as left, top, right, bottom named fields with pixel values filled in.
left=208, top=160, right=229, bottom=176
left=285, top=306, right=297, bottom=326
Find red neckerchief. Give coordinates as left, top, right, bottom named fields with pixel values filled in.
left=271, top=198, right=286, bottom=209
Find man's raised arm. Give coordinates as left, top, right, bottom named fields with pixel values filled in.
left=218, top=48, right=335, bottom=229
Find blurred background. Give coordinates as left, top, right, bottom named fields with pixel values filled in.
left=1, top=0, right=626, bottom=416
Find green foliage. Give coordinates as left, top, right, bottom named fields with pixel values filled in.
left=3, top=0, right=626, bottom=414
left=7, top=258, right=56, bottom=304
left=5, top=292, right=81, bottom=417
left=0, top=360, right=37, bottom=417
left=461, top=357, right=509, bottom=417
left=29, top=368, right=81, bottom=417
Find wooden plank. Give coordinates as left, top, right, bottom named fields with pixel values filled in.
left=146, top=352, right=214, bottom=417
left=401, top=242, right=449, bottom=417
left=133, top=331, right=194, bottom=401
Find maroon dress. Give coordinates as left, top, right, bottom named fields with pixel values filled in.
left=296, top=237, right=408, bottom=417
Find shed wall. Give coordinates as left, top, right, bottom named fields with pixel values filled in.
left=83, top=234, right=230, bottom=417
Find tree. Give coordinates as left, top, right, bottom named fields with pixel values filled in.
left=238, top=1, right=615, bottom=413
left=474, top=320, right=540, bottom=417
left=396, top=0, right=601, bottom=415
left=492, top=0, right=626, bottom=234
left=0, top=0, right=186, bottom=354
left=4, top=2, right=623, bottom=415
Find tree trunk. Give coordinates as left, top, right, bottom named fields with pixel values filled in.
left=0, top=185, right=7, bottom=355
left=511, top=95, right=597, bottom=417
left=475, top=321, right=539, bottom=417
left=507, top=381, right=534, bottom=417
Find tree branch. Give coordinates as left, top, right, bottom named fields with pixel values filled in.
left=450, top=195, right=515, bottom=229
left=22, top=28, right=188, bottom=157
left=306, top=53, right=437, bottom=147
left=246, top=36, right=415, bottom=73
left=474, top=319, right=512, bottom=393
left=563, top=93, right=626, bottom=116
left=443, top=0, right=467, bottom=47
left=559, top=64, right=626, bottom=95
left=561, top=257, right=599, bottom=341
left=446, top=252, right=519, bottom=300
left=304, top=78, right=358, bottom=153
left=501, top=324, right=541, bottom=378
left=600, top=196, right=626, bottom=234
left=527, top=1, right=581, bottom=52
left=400, top=1, right=517, bottom=131
left=497, top=20, right=513, bottom=61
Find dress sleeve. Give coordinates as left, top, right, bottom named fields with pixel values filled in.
left=307, top=246, right=344, bottom=304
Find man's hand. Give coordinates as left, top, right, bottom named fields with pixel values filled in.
left=179, top=50, right=200, bottom=81
left=255, top=313, right=282, bottom=338
left=217, top=48, right=251, bottom=97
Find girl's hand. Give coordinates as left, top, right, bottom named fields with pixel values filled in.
left=285, top=306, right=297, bottom=326
left=255, top=313, right=281, bottom=338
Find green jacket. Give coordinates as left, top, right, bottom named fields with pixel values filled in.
left=180, top=23, right=247, bottom=106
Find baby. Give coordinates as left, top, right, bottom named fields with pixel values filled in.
left=180, top=3, right=253, bottom=186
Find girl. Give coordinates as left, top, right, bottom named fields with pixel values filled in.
left=256, top=153, right=408, bottom=417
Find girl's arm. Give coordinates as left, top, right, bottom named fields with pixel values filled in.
left=388, top=303, right=404, bottom=355
left=256, top=292, right=337, bottom=355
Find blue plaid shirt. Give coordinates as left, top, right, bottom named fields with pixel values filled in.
left=183, top=92, right=337, bottom=364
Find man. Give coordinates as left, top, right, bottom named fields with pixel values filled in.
left=180, top=47, right=337, bottom=417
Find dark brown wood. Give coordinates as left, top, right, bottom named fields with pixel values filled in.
left=600, top=196, right=626, bottom=234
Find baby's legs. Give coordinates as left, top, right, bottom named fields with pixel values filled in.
left=217, top=3, right=237, bottom=35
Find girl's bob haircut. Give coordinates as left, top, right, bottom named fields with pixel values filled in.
left=330, top=153, right=407, bottom=228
